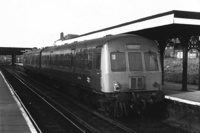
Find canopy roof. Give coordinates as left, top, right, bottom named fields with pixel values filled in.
left=58, top=10, right=200, bottom=45
left=0, top=47, right=32, bottom=55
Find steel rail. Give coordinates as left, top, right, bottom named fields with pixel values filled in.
left=0, top=69, right=42, bottom=133
left=8, top=66, right=138, bottom=133
left=5, top=67, right=100, bottom=133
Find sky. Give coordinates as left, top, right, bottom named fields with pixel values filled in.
left=0, top=0, right=200, bottom=48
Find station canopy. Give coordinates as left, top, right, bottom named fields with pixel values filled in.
left=0, top=47, right=32, bottom=55
left=57, top=10, right=200, bottom=45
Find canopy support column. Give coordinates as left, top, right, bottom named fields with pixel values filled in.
left=180, top=37, right=189, bottom=91
left=12, top=53, right=16, bottom=65
left=199, top=53, right=200, bottom=90
left=157, top=39, right=167, bottom=85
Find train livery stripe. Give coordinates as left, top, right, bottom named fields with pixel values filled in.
left=0, top=71, right=38, bottom=133
left=165, top=95, right=200, bottom=106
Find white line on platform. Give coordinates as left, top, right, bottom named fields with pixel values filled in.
left=0, top=71, right=38, bottom=133
left=165, top=95, right=200, bottom=106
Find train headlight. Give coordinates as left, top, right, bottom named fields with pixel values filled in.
left=153, top=82, right=160, bottom=90
left=113, top=81, right=120, bottom=92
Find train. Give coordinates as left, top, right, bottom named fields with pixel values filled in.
left=23, top=34, right=164, bottom=117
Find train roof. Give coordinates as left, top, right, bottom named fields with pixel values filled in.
left=42, top=34, right=150, bottom=53
left=23, top=49, right=42, bottom=55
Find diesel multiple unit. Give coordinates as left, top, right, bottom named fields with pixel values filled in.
left=23, top=34, right=164, bottom=116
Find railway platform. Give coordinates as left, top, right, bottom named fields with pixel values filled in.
left=162, top=82, right=200, bottom=130
left=0, top=71, right=36, bottom=133
left=163, top=82, right=200, bottom=105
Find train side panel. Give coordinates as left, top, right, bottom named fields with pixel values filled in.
left=23, top=49, right=42, bottom=74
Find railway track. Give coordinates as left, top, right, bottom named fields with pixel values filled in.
left=1, top=66, right=137, bottom=133
left=2, top=65, right=198, bottom=133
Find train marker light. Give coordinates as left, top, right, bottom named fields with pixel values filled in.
left=113, top=81, right=120, bottom=91
left=87, top=76, right=90, bottom=83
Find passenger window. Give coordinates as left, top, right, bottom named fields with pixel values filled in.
left=110, top=52, right=126, bottom=72
left=128, top=52, right=143, bottom=71
left=144, top=52, right=158, bottom=71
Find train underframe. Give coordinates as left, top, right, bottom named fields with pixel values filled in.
left=25, top=69, right=165, bottom=117
left=60, top=81, right=165, bottom=117
left=97, top=90, right=165, bottom=117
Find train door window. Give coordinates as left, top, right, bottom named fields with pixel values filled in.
left=96, top=53, right=101, bottom=70
left=30, top=55, right=33, bottom=65
left=43, top=55, right=46, bottom=65
left=41, top=55, right=44, bottom=65
left=128, top=52, right=143, bottom=71
left=62, top=54, right=65, bottom=67
left=44, top=55, right=47, bottom=65
left=88, top=53, right=93, bottom=70
left=42, top=55, right=45, bottom=65
left=71, top=50, right=75, bottom=67
left=42, top=55, right=46, bottom=66
left=110, top=52, right=126, bottom=72
left=57, top=54, right=60, bottom=66
left=54, top=55, right=57, bottom=66
left=52, top=54, right=56, bottom=66
left=47, top=55, right=50, bottom=65
left=85, top=53, right=93, bottom=70
left=48, top=55, right=51, bottom=66
left=64, top=54, right=67, bottom=67
left=67, top=54, right=70, bottom=67
left=58, top=54, right=62, bottom=66
left=84, top=53, right=88, bottom=69
left=29, top=55, right=31, bottom=64
left=36, top=54, right=39, bottom=66
left=144, top=51, right=158, bottom=71
left=31, top=55, right=34, bottom=65
left=76, top=54, right=81, bottom=68
left=80, top=54, right=84, bottom=69
left=33, top=54, right=36, bottom=65
left=59, top=54, right=62, bottom=66
left=60, top=54, right=63, bottom=66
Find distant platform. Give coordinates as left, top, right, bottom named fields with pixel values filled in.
left=15, top=63, right=23, bottom=66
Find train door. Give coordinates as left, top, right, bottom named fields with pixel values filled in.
left=70, top=49, right=75, bottom=72
left=70, top=49, right=75, bottom=82
left=50, top=51, right=53, bottom=69
left=91, top=48, right=102, bottom=92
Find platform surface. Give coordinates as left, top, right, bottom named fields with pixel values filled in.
left=0, top=71, right=34, bottom=133
left=162, top=82, right=200, bottom=106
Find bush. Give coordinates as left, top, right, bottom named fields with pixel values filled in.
left=164, top=58, right=199, bottom=85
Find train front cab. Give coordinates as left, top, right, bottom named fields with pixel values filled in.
left=100, top=35, right=164, bottom=105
